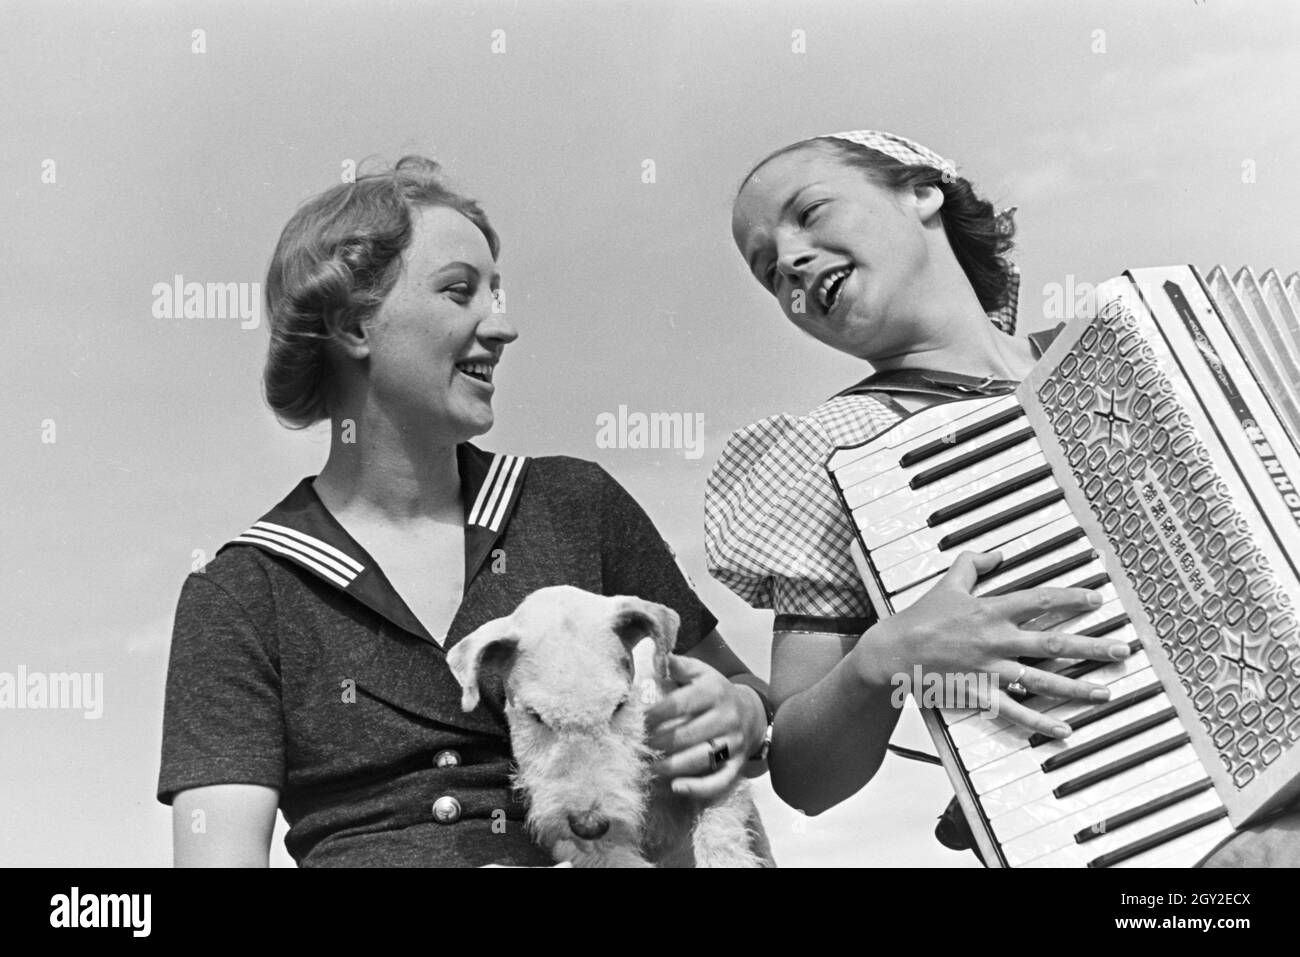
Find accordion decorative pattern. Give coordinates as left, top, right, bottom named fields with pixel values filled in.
left=1036, top=295, right=1300, bottom=792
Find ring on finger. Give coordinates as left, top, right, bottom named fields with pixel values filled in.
left=1003, top=665, right=1024, bottom=696
left=705, top=738, right=730, bottom=773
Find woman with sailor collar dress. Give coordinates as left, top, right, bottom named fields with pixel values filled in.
left=705, top=130, right=1131, bottom=859
left=157, top=157, right=772, bottom=868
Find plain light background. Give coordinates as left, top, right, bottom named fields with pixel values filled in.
left=2, top=0, right=1297, bottom=867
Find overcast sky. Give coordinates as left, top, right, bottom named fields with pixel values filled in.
left=3, top=0, right=1297, bottom=867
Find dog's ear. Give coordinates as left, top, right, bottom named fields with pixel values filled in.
left=610, top=596, right=680, bottom=677
left=447, top=616, right=520, bottom=713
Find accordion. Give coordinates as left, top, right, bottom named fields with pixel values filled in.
left=827, top=265, right=1300, bottom=867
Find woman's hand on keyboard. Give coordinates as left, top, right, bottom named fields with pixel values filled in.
left=858, top=550, right=1132, bottom=739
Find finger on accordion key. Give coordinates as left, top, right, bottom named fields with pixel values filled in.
left=1018, top=675, right=1154, bottom=732
left=941, top=672, right=1101, bottom=739
left=983, top=517, right=1089, bottom=573
left=886, top=520, right=1088, bottom=606
left=969, top=694, right=1179, bottom=794
left=943, top=678, right=1104, bottom=746
left=945, top=664, right=1158, bottom=752
left=962, top=687, right=1171, bottom=772
left=971, top=545, right=1096, bottom=598
left=1024, top=657, right=1149, bottom=717
left=1025, top=644, right=1148, bottom=697
left=1019, top=585, right=1120, bottom=632
left=1031, top=625, right=1141, bottom=676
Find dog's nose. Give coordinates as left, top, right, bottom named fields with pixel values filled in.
left=568, top=811, right=610, bottom=840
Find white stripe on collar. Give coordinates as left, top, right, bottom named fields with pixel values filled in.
left=475, top=454, right=516, bottom=527
left=467, top=454, right=506, bottom=526
left=486, top=455, right=526, bottom=531
left=234, top=520, right=364, bottom=587
left=467, top=453, right=528, bottom=529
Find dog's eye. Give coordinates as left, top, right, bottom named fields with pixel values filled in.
left=613, top=699, right=628, bottom=716
left=524, top=707, right=543, bottom=723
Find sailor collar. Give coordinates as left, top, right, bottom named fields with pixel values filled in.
left=218, top=443, right=530, bottom=648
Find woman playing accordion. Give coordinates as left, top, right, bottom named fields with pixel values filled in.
left=704, top=129, right=1297, bottom=864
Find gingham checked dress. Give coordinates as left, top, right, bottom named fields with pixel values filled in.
left=704, top=323, right=1060, bottom=637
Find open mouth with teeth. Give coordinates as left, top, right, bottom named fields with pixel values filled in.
left=817, top=267, right=853, bottom=313
left=456, top=361, right=495, bottom=384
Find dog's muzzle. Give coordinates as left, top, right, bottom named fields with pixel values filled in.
left=567, top=810, right=611, bottom=840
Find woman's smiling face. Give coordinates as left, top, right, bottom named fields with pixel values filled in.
left=732, top=145, right=942, bottom=361
left=363, top=204, right=516, bottom=442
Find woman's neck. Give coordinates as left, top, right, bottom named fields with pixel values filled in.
left=881, top=322, right=1037, bottom=381
left=313, top=406, right=463, bottom=525
left=870, top=262, right=1034, bottom=380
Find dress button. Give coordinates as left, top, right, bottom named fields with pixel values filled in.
left=432, top=795, right=462, bottom=824
left=433, top=749, right=461, bottom=768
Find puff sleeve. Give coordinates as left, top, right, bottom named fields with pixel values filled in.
left=704, top=394, right=904, bottom=622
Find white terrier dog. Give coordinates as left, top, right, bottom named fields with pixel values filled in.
left=447, top=585, right=772, bottom=868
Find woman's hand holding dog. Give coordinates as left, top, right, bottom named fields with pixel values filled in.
left=645, top=656, right=768, bottom=800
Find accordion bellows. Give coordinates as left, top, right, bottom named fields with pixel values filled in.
left=827, top=265, right=1300, bottom=867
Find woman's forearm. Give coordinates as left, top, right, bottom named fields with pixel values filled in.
left=768, top=635, right=902, bottom=816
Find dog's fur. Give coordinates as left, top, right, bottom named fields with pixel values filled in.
left=447, top=585, right=771, bottom=867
